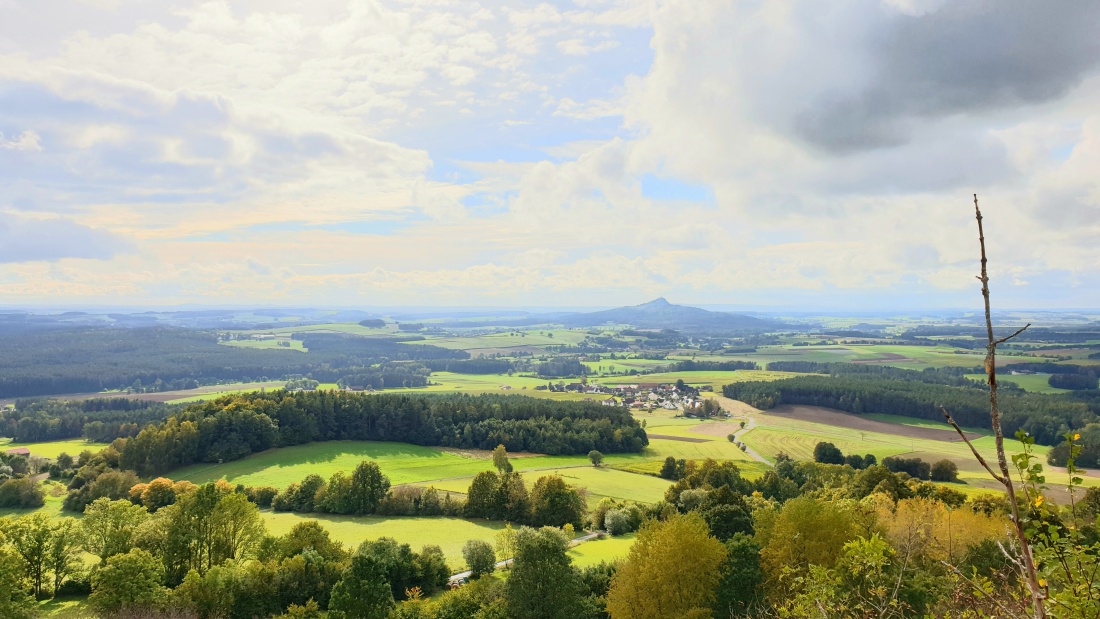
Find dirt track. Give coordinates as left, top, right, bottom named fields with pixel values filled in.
left=764, top=405, right=981, bottom=442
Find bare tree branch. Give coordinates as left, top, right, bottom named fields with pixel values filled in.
left=995, top=323, right=1031, bottom=346
left=972, top=194, right=1047, bottom=619
left=940, top=406, right=1006, bottom=484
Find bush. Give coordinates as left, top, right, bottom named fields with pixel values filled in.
left=930, top=459, right=959, bottom=483
left=0, top=477, right=45, bottom=508
left=463, top=540, right=497, bottom=578
left=246, top=486, right=279, bottom=507
left=605, top=509, right=635, bottom=536
left=813, top=442, right=845, bottom=465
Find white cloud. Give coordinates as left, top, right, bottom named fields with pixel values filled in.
left=0, top=130, right=42, bottom=151
left=0, top=0, right=1095, bottom=308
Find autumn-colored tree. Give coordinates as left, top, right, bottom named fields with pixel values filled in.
left=606, top=513, right=727, bottom=619
left=754, top=495, right=858, bottom=599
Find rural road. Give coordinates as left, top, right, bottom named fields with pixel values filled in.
left=448, top=531, right=601, bottom=584
left=731, top=416, right=771, bottom=467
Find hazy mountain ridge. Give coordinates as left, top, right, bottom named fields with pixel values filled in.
left=559, top=298, right=783, bottom=331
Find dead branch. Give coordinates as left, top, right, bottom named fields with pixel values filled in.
left=940, top=406, right=1005, bottom=484
left=972, top=194, right=1047, bottom=619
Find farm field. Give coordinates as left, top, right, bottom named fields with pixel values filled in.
left=164, top=381, right=288, bottom=403
left=261, top=512, right=506, bottom=570
left=0, top=437, right=104, bottom=460
left=709, top=343, right=1044, bottom=370
left=378, top=372, right=594, bottom=401
left=582, top=358, right=670, bottom=374
left=601, top=369, right=797, bottom=390
left=222, top=338, right=306, bottom=352
left=966, top=372, right=1069, bottom=394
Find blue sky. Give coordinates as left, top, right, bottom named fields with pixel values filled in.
left=0, top=0, right=1098, bottom=309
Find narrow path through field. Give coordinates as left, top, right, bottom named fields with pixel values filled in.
left=711, top=396, right=772, bottom=467
left=448, top=532, right=602, bottom=584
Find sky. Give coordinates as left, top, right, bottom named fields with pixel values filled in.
left=0, top=0, right=1098, bottom=310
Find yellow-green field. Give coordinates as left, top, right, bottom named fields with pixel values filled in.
left=569, top=534, right=635, bottom=567
left=967, top=373, right=1068, bottom=394
left=1, top=438, right=104, bottom=459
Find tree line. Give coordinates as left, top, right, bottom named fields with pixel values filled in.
left=723, top=376, right=1094, bottom=445
left=116, top=391, right=648, bottom=476
left=0, top=398, right=178, bottom=443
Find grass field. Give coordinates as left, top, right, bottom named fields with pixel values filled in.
left=708, top=343, right=1046, bottom=370
left=0, top=438, right=105, bottom=459
left=222, top=338, right=306, bottom=352
left=165, top=381, right=288, bottom=403
left=173, top=441, right=497, bottom=487
left=261, top=512, right=506, bottom=570
left=376, top=372, right=596, bottom=401
left=569, top=534, right=635, bottom=568
left=602, top=369, right=798, bottom=390
left=966, top=373, right=1068, bottom=394
left=170, top=434, right=750, bottom=501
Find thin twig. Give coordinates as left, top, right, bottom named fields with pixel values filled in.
left=973, top=194, right=1047, bottom=619
left=995, top=323, right=1031, bottom=346
left=940, top=406, right=1006, bottom=484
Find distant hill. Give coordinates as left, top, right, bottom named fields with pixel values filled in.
left=559, top=298, right=782, bottom=331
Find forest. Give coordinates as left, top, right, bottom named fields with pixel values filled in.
left=0, top=328, right=468, bottom=399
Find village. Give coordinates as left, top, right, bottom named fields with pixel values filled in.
left=533, top=380, right=723, bottom=415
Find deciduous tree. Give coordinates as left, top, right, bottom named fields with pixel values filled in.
left=606, top=513, right=727, bottom=619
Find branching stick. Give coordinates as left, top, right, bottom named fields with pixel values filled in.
left=971, top=194, right=1046, bottom=619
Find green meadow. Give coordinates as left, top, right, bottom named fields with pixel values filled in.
left=966, top=372, right=1068, bottom=394
left=569, top=534, right=635, bottom=568
left=1, top=437, right=105, bottom=460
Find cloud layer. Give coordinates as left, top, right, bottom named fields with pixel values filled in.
left=0, top=0, right=1097, bottom=308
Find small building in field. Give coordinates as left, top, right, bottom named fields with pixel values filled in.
left=5, top=447, right=30, bottom=457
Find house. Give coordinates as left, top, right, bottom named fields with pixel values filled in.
left=5, top=447, right=30, bottom=457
